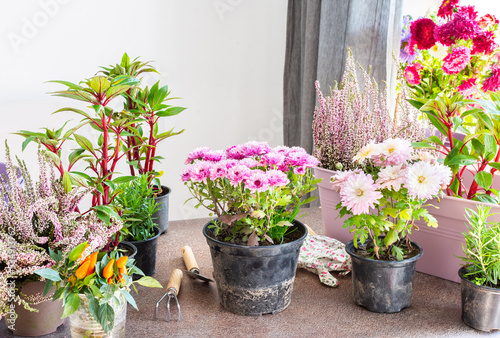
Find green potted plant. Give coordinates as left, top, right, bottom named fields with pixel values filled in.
left=334, top=138, right=451, bottom=312
left=35, top=242, right=162, bottom=337
left=113, top=174, right=161, bottom=276
left=101, top=53, right=186, bottom=234
left=458, top=206, right=500, bottom=332
left=313, top=49, right=426, bottom=242
left=0, top=145, right=121, bottom=336
left=400, top=0, right=500, bottom=282
left=182, top=141, right=319, bottom=315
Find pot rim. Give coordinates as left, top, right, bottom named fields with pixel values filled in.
left=346, top=239, right=423, bottom=266
left=458, top=266, right=500, bottom=292
left=153, top=185, right=171, bottom=199
left=122, top=225, right=161, bottom=245
left=203, top=219, right=308, bottom=250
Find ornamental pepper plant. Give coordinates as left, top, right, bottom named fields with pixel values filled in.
left=0, top=144, right=121, bottom=318
left=182, top=142, right=320, bottom=246
left=35, top=243, right=162, bottom=335
left=333, top=138, right=452, bottom=260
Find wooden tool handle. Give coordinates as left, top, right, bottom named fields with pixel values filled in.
left=305, top=224, right=317, bottom=236
left=181, top=246, right=199, bottom=272
left=167, top=269, right=183, bottom=294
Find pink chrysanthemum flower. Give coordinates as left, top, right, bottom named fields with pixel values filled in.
left=405, top=161, right=445, bottom=200
left=294, top=166, right=306, bottom=175
left=472, top=30, right=497, bottom=55
left=457, top=6, right=477, bottom=21
left=353, top=142, right=380, bottom=163
left=482, top=66, right=500, bottom=92
left=412, top=151, right=437, bottom=163
left=376, top=165, right=406, bottom=192
left=331, top=169, right=363, bottom=191
left=209, top=162, right=228, bottom=180
left=185, top=147, right=211, bottom=164
left=273, top=146, right=290, bottom=156
left=457, top=78, right=478, bottom=98
left=245, top=170, right=269, bottom=193
left=404, top=63, right=422, bottom=85
left=190, top=162, right=212, bottom=182
left=266, top=170, right=289, bottom=187
left=239, top=158, right=261, bottom=168
left=442, top=47, right=471, bottom=75
left=242, top=141, right=271, bottom=157
left=204, top=150, right=225, bottom=162
left=260, top=152, right=285, bottom=167
left=437, top=0, right=459, bottom=19
left=340, top=173, right=382, bottom=215
left=180, top=166, right=193, bottom=182
left=226, top=145, right=247, bottom=160
left=227, top=165, right=252, bottom=186
left=410, top=18, right=437, bottom=50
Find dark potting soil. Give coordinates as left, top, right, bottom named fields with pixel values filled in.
left=153, top=186, right=169, bottom=198
left=208, top=224, right=305, bottom=247
left=353, top=241, right=421, bottom=261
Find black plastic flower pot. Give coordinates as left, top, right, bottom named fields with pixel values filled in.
left=117, top=241, right=137, bottom=260
left=345, top=239, right=423, bottom=313
left=152, top=185, right=171, bottom=234
left=203, top=219, right=307, bottom=316
left=124, top=226, right=161, bottom=277
left=459, top=266, right=500, bottom=332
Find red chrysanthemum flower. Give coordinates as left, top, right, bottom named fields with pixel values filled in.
left=434, top=13, right=478, bottom=46
left=404, top=63, right=422, bottom=85
left=478, top=14, right=499, bottom=30
left=458, top=78, right=477, bottom=98
left=437, top=0, right=459, bottom=19
left=482, top=66, right=500, bottom=92
left=410, top=18, right=437, bottom=50
left=472, top=30, right=497, bottom=55
left=442, top=47, right=471, bottom=75
left=457, top=6, right=477, bottom=21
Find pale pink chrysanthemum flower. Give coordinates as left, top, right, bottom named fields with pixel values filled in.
left=379, top=138, right=413, bottom=166
left=340, top=173, right=382, bottom=215
left=294, top=166, right=306, bottom=175
left=353, top=142, right=380, bottom=163
left=239, top=158, right=261, bottom=168
left=242, top=141, right=271, bottom=157
left=412, top=151, right=437, bottom=163
left=226, top=145, right=247, bottom=160
left=180, top=165, right=193, bottom=182
left=245, top=170, right=269, bottom=193
left=376, top=164, right=406, bottom=191
left=185, top=147, right=211, bottom=164
left=331, top=169, right=362, bottom=191
left=435, top=163, right=453, bottom=186
left=266, top=170, right=289, bottom=187
left=227, top=165, right=252, bottom=187
left=405, top=161, right=444, bottom=200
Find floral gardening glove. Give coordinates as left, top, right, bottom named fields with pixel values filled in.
left=298, top=235, right=351, bottom=287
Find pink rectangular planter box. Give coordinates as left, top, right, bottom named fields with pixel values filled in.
left=314, top=166, right=500, bottom=283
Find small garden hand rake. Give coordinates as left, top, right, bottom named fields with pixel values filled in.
left=154, top=269, right=183, bottom=321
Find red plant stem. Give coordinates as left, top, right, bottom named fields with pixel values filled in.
left=468, top=161, right=488, bottom=199
left=144, top=116, right=155, bottom=174
left=126, top=136, right=135, bottom=176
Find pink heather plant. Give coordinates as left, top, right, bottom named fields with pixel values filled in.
left=183, top=141, right=320, bottom=246
left=335, top=138, right=451, bottom=260
left=313, top=49, right=426, bottom=172
left=0, top=145, right=121, bottom=317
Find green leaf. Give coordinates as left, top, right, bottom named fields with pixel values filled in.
left=61, top=293, right=80, bottom=318
left=90, top=76, right=111, bottom=94
left=475, top=171, right=493, bottom=191
left=34, top=268, right=62, bottom=282
left=69, top=242, right=88, bottom=262
left=62, top=171, right=72, bottom=193
left=399, top=209, right=411, bottom=221
left=112, top=176, right=137, bottom=184
left=97, top=302, right=114, bottom=334
left=488, top=162, right=500, bottom=171
left=384, top=228, right=398, bottom=247
left=42, top=279, right=53, bottom=296
left=446, top=154, right=478, bottom=166
left=87, top=295, right=100, bottom=325
left=74, top=134, right=95, bottom=154
left=122, top=290, right=138, bottom=310
left=135, top=276, right=162, bottom=288
left=156, top=106, right=186, bottom=117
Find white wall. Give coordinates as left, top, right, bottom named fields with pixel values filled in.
left=0, top=0, right=287, bottom=220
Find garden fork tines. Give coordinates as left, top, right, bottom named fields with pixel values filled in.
left=154, top=269, right=183, bottom=322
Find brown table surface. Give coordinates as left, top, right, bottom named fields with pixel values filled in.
left=1, top=207, right=499, bottom=337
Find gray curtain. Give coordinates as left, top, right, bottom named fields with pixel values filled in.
left=283, top=0, right=403, bottom=154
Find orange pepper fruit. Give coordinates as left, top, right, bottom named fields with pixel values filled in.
left=116, top=256, right=128, bottom=269
left=118, top=266, right=127, bottom=275
left=107, top=276, right=113, bottom=284
left=103, top=259, right=115, bottom=279
left=86, top=252, right=98, bottom=276
left=76, top=260, right=91, bottom=279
